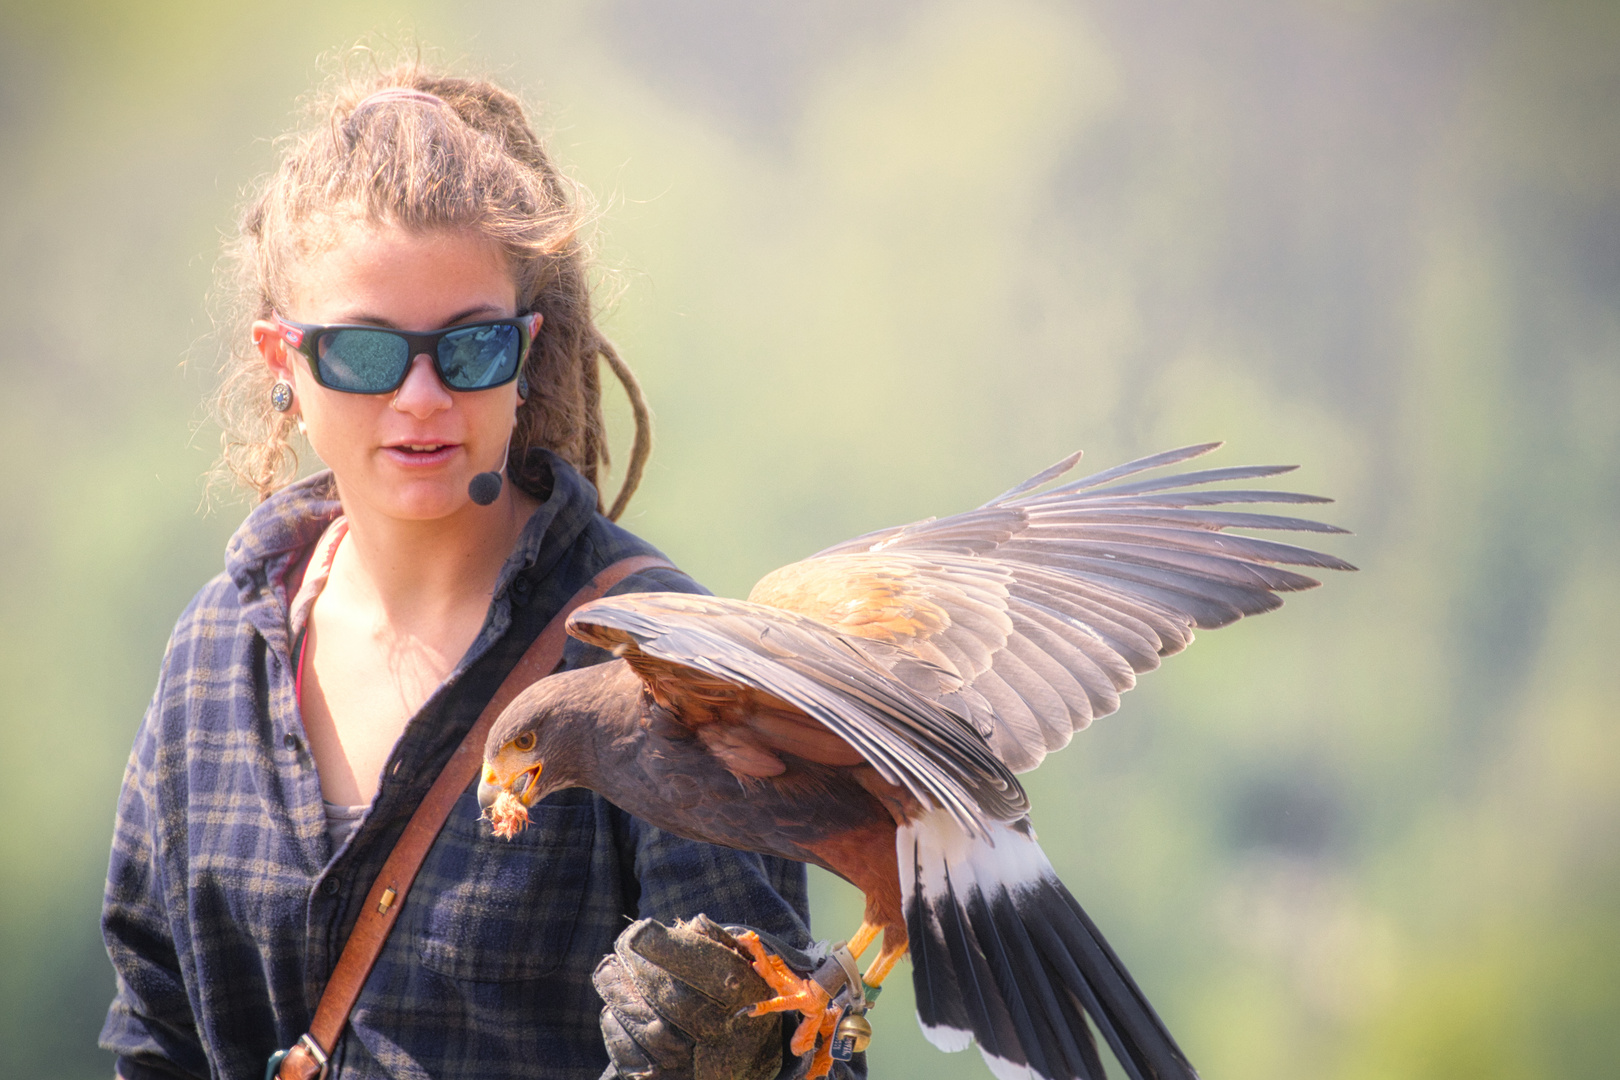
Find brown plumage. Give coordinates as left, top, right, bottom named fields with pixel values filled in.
left=479, top=443, right=1355, bottom=1080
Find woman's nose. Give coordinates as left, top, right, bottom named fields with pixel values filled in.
left=391, top=353, right=454, bottom=417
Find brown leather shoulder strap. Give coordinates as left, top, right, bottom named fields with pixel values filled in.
left=275, top=554, right=676, bottom=1080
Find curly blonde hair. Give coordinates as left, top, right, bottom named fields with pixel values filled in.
left=213, top=61, right=650, bottom=517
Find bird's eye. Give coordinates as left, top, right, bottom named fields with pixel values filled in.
left=512, top=731, right=537, bottom=753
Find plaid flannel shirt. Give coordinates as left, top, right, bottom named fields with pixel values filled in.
left=100, top=451, right=811, bottom=1080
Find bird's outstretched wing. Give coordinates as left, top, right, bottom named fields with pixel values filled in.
left=570, top=444, right=1354, bottom=821
left=744, top=442, right=1355, bottom=771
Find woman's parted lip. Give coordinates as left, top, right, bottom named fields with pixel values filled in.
left=383, top=440, right=463, bottom=452
left=380, top=442, right=464, bottom=467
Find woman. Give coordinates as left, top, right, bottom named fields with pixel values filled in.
left=100, top=66, right=814, bottom=1080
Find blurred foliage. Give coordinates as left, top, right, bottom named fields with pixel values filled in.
left=1, top=0, right=1617, bottom=1077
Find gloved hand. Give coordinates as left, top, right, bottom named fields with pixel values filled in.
left=593, top=914, right=851, bottom=1080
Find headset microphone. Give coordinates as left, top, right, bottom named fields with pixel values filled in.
left=468, top=442, right=511, bottom=506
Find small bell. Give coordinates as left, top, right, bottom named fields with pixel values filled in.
left=830, top=1009, right=873, bottom=1060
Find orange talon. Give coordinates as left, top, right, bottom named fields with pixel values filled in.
left=734, top=931, right=830, bottom=1018
left=806, top=1005, right=841, bottom=1078
left=734, top=929, right=845, bottom=1074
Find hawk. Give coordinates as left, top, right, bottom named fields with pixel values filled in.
left=480, top=443, right=1354, bottom=1080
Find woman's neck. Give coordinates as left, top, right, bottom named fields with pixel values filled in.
left=328, top=482, right=542, bottom=633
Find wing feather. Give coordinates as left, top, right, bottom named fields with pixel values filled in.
left=744, top=445, right=1353, bottom=775
left=1047, top=462, right=1302, bottom=498
left=1010, top=602, right=1129, bottom=719
left=1003, top=612, right=1102, bottom=724
left=1041, top=507, right=1350, bottom=534
left=986, top=642, right=1072, bottom=745
left=1011, top=441, right=1222, bottom=497
left=1007, top=575, right=1169, bottom=669
left=965, top=667, right=1050, bottom=773
left=1072, top=488, right=1332, bottom=508
left=927, top=622, right=995, bottom=682
left=1018, top=577, right=1189, bottom=658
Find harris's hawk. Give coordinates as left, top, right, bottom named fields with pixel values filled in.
left=478, top=443, right=1354, bottom=1080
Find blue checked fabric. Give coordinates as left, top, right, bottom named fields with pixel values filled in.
left=100, top=451, right=811, bottom=1080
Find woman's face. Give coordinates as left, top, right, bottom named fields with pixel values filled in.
left=255, top=224, right=530, bottom=523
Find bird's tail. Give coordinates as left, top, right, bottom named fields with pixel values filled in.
left=900, top=809, right=1199, bottom=1080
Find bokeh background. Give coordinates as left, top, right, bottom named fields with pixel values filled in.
left=3, top=1, right=1617, bottom=1077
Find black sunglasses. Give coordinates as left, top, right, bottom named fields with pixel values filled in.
left=275, top=313, right=541, bottom=394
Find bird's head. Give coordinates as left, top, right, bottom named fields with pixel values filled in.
left=478, top=680, right=569, bottom=839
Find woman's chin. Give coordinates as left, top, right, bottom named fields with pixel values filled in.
left=351, top=476, right=485, bottom=522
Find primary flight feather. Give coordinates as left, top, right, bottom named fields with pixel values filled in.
left=479, top=443, right=1355, bottom=1080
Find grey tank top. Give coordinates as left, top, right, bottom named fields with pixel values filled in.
left=323, top=800, right=368, bottom=852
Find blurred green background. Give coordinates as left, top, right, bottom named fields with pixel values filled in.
left=3, top=0, right=1617, bottom=1077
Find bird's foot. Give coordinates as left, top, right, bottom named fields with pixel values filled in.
left=804, top=1007, right=842, bottom=1079
left=734, top=929, right=843, bottom=1074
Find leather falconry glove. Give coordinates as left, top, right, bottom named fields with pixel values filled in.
left=593, top=915, right=862, bottom=1080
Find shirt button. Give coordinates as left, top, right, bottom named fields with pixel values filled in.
left=283, top=732, right=300, bottom=752
left=510, top=574, right=533, bottom=606
left=322, top=877, right=341, bottom=896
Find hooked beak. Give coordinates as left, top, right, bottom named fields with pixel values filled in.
left=477, top=762, right=543, bottom=813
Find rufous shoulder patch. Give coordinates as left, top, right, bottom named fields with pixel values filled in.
left=749, top=556, right=951, bottom=646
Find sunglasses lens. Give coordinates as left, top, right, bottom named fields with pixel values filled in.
left=316, top=329, right=409, bottom=392
left=438, top=324, right=522, bottom=390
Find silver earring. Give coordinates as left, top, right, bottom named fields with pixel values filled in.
left=270, top=379, right=294, bottom=412
left=516, top=375, right=530, bottom=400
